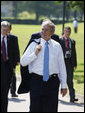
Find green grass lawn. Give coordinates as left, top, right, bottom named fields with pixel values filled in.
left=11, top=23, right=84, bottom=95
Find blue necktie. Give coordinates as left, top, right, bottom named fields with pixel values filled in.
left=43, top=41, right=49, bottom=82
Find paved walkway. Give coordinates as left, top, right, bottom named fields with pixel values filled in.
left=8, top=77, right=84, bottom=112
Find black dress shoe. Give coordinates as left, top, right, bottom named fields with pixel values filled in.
left=70, top=98, right=78, bottom=103
left=11, top=94, right=18, bottom=97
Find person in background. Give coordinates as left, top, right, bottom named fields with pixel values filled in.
left=7, top=22, right=20, bottom=97
left=73, top=19, right=78, bottom=33
left=60, top=26, right=78, bottom=103
left=1, top=21, right=19, bottom=112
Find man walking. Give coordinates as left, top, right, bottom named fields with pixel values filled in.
left=60, top=26, right=78, bottom=103
left=7, top=22, right=20, bottom=97
left=1, top=21, right=19, bottom=112
left=20, top=19, right=67, bottom=112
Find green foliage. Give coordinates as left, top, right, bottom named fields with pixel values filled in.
left=55, top=1, right=84, bottom=11
left=1, top=1, right=84, bottom=21
left=21, top=1, right=57, bottom=21
left=67, top=1, right=84, bottom=11
left=18, top=11, right=36, bottom=19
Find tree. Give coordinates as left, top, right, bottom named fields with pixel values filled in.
left=67, top=1, right=84, bottom=19
left=12, top=1, right=26, bottom=19
left=55, top=1, right=66, bottom=33
left=19, top=1, right=57, bottom=23
left=12, top=1, right=18, bottom=19
left=67, top=1, right=84, bottom=11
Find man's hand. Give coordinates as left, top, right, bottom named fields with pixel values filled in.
left=17, top=62, right=20, bottom=65
left=35, top=45, right=42, bottom=55
left=74, top=66, right=77, bottom=70
left=61, top=88, right=67, bottom=97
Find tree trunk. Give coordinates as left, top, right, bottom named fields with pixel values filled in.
left=66, top=10, right=69, bottom=21
left=12, top=1, right=18, bottom=23
left=62, top=1, right=66, bottom=34
left=35, top=13, right=39, bottom=24
left=74, top=10, right=77, bottom=19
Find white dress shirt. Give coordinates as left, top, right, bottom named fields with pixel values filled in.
left=73, top=20, right=78, bottom=27
left=20, top=38, right=67, bottom=88
left=1, top=34, right=8, bottom=58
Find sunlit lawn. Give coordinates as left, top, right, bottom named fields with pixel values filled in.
left=12, top=23, right=84, bottom=95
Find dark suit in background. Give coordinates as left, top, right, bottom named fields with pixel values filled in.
left=9, top=34, right=20, bottom=96
left=1, top=35, right=20, bottom=112
left=18, top=32, right=60, bottom=94
left=60, top=37, right=77, bottom=101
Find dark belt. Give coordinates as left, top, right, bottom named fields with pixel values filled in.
left=30, top=73, right=58, bottom=79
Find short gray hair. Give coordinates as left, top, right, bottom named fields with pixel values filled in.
left=41, top=19, right=55, bottom=32
left=1, top=21, right=11, bottom=29
left=1, top=21, right=8, bottom=27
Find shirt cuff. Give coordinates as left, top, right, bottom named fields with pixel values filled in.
left=61, top=81, right=67, bottom=89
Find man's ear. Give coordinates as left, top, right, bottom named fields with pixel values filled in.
left=51, top=31, right=55, bottom=35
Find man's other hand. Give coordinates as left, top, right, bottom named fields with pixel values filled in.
left=61, top=88, right=67, bottom=97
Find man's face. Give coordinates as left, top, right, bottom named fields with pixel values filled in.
left=41, top=25, right=54, bottom=41
left=64, top=29, right=71, bottom=38
left=1, top=26, right=9, bottom=36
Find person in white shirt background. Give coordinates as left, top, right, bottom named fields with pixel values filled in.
left=73, top=19, right=78, bottom=33
left=20, top=19, right=67, bottom=112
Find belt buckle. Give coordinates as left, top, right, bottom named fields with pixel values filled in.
left=54, top=74, right=56, bottom=77
left=50, top=74, right=56, bottom=78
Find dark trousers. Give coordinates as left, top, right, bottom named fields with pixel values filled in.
left=1, top=60, right=12, bottom=112
left=29, top=73, right=60, bottom=112
left=65, top=60, right=75, bottom=101
left=74, top=27, right=78, bottom=33
left=10, top=72, right=17, bottom=95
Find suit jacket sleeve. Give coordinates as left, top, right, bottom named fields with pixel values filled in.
left=73, top=40, right=77, bottom=67
left=13, top=36, right=20, bottom=67
left=24, top=32, right=41, bottom=52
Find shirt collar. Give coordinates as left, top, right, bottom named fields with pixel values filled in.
left=41, top=38, right=51, bottom=45
left=1, top=34, right=3, bottom=39
left=64, top=37, right=70, bottom=41
left=1, top=34, right=7, bottom=38
left=1, top=34, right=7, bottom=42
